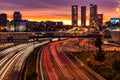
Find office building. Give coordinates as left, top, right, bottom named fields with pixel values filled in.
left=7, top=21, right=26, bottom=32
left=72, top=5, right=78, bottom=27
left=13, top=12, right=22, bottom=21
left=0, top=13, right=7, bottom=26
left=90, top=4, right=97, bottom=26
left=96, top=14, right=103, bottom=26
left=46, top=21, right=63, bottom=31
left=81, top=6, right=86, bottom=26
left=55, top=22, right=63, bottom=27
left=46, top=21, right=54, bottom=31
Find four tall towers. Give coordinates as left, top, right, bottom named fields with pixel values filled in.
left=72, top=4, right=103, bottom=27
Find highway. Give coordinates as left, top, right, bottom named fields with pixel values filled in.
left=0, top=41, right=49, bottom=80
left=62, top=38, right=97, bottom=52
left=39, top=39, right=105, bottom=80
left=63, top=38, right=120, bottom=52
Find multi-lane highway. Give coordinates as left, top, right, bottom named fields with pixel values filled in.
left=39, top=39, right=105, bottom=80
left=0, top=41, right=49, bottom=80
left=1, top=37, right=118, bottom=80
left=63, top=38, right=120, bottom=52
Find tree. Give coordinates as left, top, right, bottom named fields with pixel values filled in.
left=94, top=35, right=105, bottom=62
left=94, top=52, right=105, bottom=62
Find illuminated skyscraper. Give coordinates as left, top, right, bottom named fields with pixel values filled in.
left=72, top=5, right=78, bottom=27
left=13, top=12, right=22, bottom=21
left=90, top=4, right=97, bottom=26
left=81, top=6, right=86, bottom=26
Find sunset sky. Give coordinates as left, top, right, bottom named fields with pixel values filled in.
left=0, top=0, right=120, bottom=25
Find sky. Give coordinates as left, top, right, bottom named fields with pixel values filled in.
left=0, top=0, right=120, bottom=25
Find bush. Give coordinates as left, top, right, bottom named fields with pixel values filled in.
left=94, top=52, right=105, bottom=62
left=113, top=74, right=120, bottom=80
left=112, top=59, right=120, bottom=72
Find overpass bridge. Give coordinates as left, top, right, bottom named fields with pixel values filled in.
left=0, top=32, right=110, bottom=43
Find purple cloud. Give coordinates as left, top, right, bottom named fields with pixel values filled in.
left=0, top=0, right=119, bottom=10
left=0, top=0, right=119, bottom=21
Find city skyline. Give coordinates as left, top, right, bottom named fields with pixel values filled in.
left=0, top=0, right=120, bottom=25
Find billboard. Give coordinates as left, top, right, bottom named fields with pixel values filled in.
left=110, top=18, right=119, bottom=24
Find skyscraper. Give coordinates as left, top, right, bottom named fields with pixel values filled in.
left=81, top=6, right=86, bottom=26
left=72, top=5, right=78, bottom=27
left=96, top=14, right=103, bottom=26
left=13, top=12, right=22, bottom=21
left=13, top=12, right=22, bottom=31
left=90, top=4, right=97, bottom=26
left=0, top=13, right=7, bottom=26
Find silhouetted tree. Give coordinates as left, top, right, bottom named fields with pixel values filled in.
left=94, top=35, right=105, bottom=62
left=94, top=52, right=105, bottom=62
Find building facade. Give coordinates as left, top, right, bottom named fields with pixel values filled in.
left=96, top=14, right=103, bottom=26
left=90, top=4, right=97, bottom=26
left=72, top=5, right=78, bottom=27
left=7, top=21, right=26, bottom=32
left=81, top=6, right=86, bottom=26
left=0, top=13, right=7, bottom=26
left=13, top=12, right=22, bottom=21
left=7, top=11, right=26, bottom=32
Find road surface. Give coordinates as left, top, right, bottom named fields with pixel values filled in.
left=39, top=39, right=105, bottom=80
left=0, top=41, right=49, bottom=80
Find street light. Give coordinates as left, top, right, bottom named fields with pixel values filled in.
left=116, top=8, right=120, bottom=11
left=116, top=7, right=120, bottom=17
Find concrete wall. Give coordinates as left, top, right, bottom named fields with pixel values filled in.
left=111, top=31, right=120, bottom=43
left=0, top=32, right=30, bottom=43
